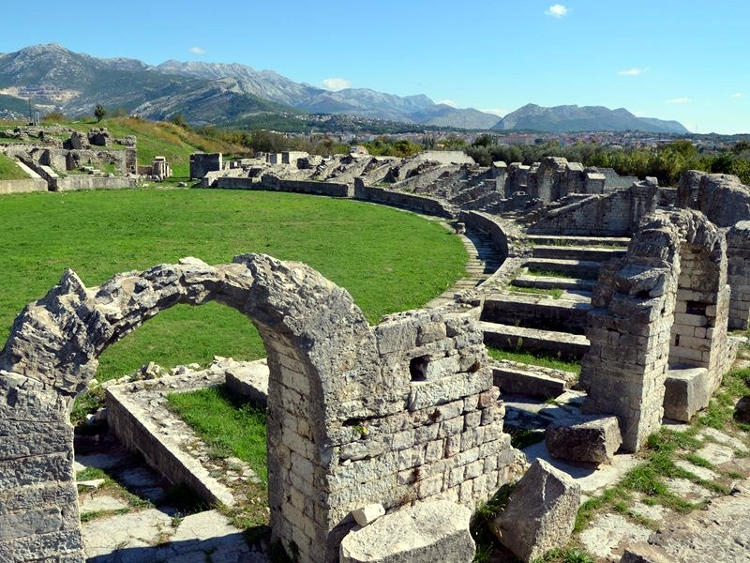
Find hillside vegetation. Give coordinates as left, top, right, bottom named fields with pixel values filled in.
left=65, top=117, right=246, bottom=176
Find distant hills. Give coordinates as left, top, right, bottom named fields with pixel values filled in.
left=493, top=103, right=689, bottom=134
left=0, top=44, right=689, bottom=133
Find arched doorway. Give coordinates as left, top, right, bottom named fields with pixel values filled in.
left=0, top=253, right=379, bottom=562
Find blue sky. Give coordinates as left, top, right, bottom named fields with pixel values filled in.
left=2, top=0, right=748, bottom=133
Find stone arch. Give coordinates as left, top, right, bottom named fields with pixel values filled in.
left=581, top=209, right=730, bottom=451
left=0, top=253, right=380, bottom=562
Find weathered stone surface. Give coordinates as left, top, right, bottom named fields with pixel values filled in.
left=492, top=459, right=581, bottom=562
left=352, top=503, right=385, bottom=527
left=663, top=367, right=709, bottom=422
left=545, top=416, right=622, bottom=464
left=619, top=542, right=679, bottom=563
left=339, top=500, right=474, bottom=563
left=0, top=253, right=516, bottom=562
left=582, top=209, right=733, bottom=452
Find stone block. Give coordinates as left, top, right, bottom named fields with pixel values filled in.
left=351, top=503, right=385, bottom=527
left=545, top=416, right=623, bottom=465
left=492, top=459, right=580, bottom=562
left=492, top=366, right=567, bottom=399
left=663, top=367, right=709, bottom=422
left=339, top=500, right=475, bottom=562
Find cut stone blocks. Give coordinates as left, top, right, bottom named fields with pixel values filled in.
left=492, top=459, right=581, bottom=562
left=545, top=415, right=623, bottom=465
left=339, top=500, right=475, bottom=563
left=492, top=365, right=567, bottom=399
left=663, top=367, right=709, bottom=422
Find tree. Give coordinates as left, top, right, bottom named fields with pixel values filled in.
left=170, top=114, right=189, bottom=129
left=94, top=104, right=106, bottom=123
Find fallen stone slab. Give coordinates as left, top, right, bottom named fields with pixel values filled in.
left=492, top=459, right=580, bottom=562
left=545, top=416, right=622, bottom=465
left=79, top=494, right=129, bottom=513
left=663, top=367, right=709, bottom=422
left=339, top=500, right=474, bottom=563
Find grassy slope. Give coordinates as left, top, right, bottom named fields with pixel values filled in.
left=0, top=153, right=28, bottom=180
left=65, top=117, right=244, bottom=176
left=0, top=188, right=466, bottom=381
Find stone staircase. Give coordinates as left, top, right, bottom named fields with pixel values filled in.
left=479, top=234, right=630, bottom=361
left=426, top=228, right=503, bottom=308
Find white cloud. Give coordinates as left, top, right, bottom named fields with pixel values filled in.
left=322, top=78, right=351, bottom=91
left=188, top=46, right=206, bottom=55
left=480, top=108, right=509, bottom=117
left=438, top=99, right=458, bottom=107
left=545, top=4, right=568, bottom=18
left=667, top=97, right=691, bottom=104
left=618, top=67, right=647, bottom=76
left=731, top=92, right=743, bottom=99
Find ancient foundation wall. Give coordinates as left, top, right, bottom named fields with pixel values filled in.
left=55, top=176, right=138, bottom=191
left=214, top=174, right=352, bottom=198
left=0, top=178, right=48, bottom=194
left=458, top=210, right=510, bottom=257
left=0, top=255, right=519, bottom=562
left=354, top=179, right=455, bottom=218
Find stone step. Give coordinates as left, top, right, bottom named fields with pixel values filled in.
left=512, top=275, right=596, bottom=292
left=481, top=294, right=592, bottom=335
left=526, top=235, right=630, bottom=247
left=491, top=365, right=569, bottom=400
left=523, top=258, right=601, bottom=280
left=481, top=321, right=590, bottom=360
left=531, top=245, right=626, bottom=262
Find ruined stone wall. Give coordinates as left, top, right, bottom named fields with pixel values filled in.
left=354, top=179, right=455, bottom=218
left=55, top=175, right=139, bottom=191
left=677, top=171, right=750, bottom=228
left=529, top=180, right=659, bottom=236
left=0, top=178, right=48, bottom=194
left=503, top=157, right=631, bottom=202
left=727, top=222, right=750, bottom=330
left=190, top=153, right=223, bottom=179
left=582, top=210, right=729, bottom=451
left=676, top=171, right=750, bottom=329
left=0, top=255, right=519, bottom=562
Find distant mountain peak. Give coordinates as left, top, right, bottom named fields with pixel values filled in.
left=493, top=103, right=688, bottom=134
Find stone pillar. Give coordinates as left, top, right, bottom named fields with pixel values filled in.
left=726, top=221, right=750, bottom=330
left=584, top=172, right=606, bottom=194
left=491, top=161, right=507, bottom=193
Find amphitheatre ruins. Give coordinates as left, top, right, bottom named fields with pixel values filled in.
left=1, top=127, right=749, bottom=562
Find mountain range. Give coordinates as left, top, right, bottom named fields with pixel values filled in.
left=0, top=44, right=688, bottom=133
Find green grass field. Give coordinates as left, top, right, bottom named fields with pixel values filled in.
left=0, top=153, right=28, bottom=180
left=167, top=385, right=268, bottom=482
left=0, top=188, right=466, bottom=382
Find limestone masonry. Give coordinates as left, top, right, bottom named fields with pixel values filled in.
left=1, top=138, right=750, bottom=561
